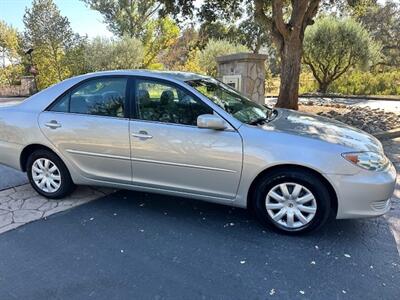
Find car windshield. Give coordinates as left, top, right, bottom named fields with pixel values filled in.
left=186, top=78, right=274, bottom=125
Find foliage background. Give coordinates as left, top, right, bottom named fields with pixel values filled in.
left=0, top=0, right=399, bottom=97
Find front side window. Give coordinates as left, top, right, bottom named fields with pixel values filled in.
left=50, top=77, right=127, bottom=118
left=135, top=79, right=213, bottom=126
left=187, top=78, right=274, bottom=125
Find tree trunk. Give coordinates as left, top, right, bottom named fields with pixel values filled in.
left=253, top=0, right=321, bottom=110
left=275, top=36, right=303, bottom=110
left=253, top=34, right=262, bottom=54
left=318, top=82, right=329, bottom=94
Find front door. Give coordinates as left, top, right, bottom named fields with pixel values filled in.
left=39, top=76, right=131, bottom=184
left=129, top=78, right=242, bottom=199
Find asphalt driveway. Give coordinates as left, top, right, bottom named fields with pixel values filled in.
left=0, top=164, right=27, bottom=190
left=0, top=190, right=399, bottom=300
left=0, top=98, right=399, bottom=299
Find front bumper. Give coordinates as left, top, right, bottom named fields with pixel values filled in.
left=325, top=162, right=397, bottom=219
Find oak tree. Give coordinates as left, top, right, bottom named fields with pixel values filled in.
left=161, top=0, right=323, bottom=110
left=254, top=0, right=321, bottom=109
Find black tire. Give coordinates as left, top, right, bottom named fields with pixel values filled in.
left=26, top=149, right=75, bottom=199
left=251, top=168, right=332, bottom=234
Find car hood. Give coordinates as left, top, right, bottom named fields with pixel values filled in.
left=262, top=108, right=383, bottom=152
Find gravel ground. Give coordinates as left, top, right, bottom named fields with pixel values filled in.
left=266, top=97, right=400, bottom=114
left=299, top=103, right=400, bottom=134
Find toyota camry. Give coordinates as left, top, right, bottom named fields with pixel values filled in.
left=0, top=70, right=396, bottom=234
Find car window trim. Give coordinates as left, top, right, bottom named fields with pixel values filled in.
left=128, top=77, right=136, bottom=119
left=45, top=75, right=130, bottom=119
left=41, top=110, right=130, bottom=121
left=44, top=74, right=237, bottom=128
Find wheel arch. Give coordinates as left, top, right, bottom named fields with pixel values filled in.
left=20, top=144, right=60, bottom=172
left=247, top=164, right=338, bottom=217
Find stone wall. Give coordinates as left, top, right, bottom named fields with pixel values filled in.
left=0, top=76, right=36, bottom=97
left=216, top=53, right=267, bottom=104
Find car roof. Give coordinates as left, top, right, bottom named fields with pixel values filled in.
left=82, top=70, right=210, bottom=82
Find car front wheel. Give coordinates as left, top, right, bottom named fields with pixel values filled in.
left=251, top=169, right=332, bottom=234
left=27, top=150, right=75, bottom=199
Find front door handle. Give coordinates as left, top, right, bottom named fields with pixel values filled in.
left=45, top=120, right=62, bottom=129
left=132, top=131, right=153, bottom=140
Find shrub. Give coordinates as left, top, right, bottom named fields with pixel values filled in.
left=299, top=70, right=400, bottom=96
left=330, top=70, right=400, bottom=95
left=84, top=36, right=144, bottom=72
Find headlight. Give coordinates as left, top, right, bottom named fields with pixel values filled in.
left=342, top=151, right=389, bottom=171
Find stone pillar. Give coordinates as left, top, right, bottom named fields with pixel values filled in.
left=216, top=53, right=267, bottom=105
left=0, top=76, right=36, bottom=97
left=20, top=76, right=36, bottom=96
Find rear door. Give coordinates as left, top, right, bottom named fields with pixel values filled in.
left=129, top=77, right=243, bottom=199
left=39, top=76, right=132, bottom=184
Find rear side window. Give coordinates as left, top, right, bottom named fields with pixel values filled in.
left=49, top=77, right=127, bottom=118
left=50, top=94, right=69, bottom=113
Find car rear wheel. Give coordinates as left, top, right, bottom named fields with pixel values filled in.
left=251, top=169, right=332, bottom=234
left=27, top=150, right=75, bottom=199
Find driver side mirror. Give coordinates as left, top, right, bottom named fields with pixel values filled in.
left=197, top=114, right=227, bottom=130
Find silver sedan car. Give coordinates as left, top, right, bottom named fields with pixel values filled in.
left=0, top=70, right=396, bottom=233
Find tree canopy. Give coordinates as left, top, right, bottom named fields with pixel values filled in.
left=82, top=0, right=161, bottom=39
left=354, top=0, right=400, bottom=68
left=0, top=0, right=398, bottom=99
left=82, top=0, right=180, bottom=69
left=303, top=17, right=378, bottom=93
left=84, top=36, right=144, bottom=72
left=23, top=0, right=81, bottom=88
left=141, top=17, right=179, bottom=68
left=0, top=21, right=21, bottom=63
left=0, top=21, right=23, bottom=85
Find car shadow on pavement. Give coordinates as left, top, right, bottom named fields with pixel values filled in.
left=1, top=189, right=399, bottom=300
left=112, top=189, right=392, bottom=239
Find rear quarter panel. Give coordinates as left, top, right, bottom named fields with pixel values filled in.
left=0, top=75, right=90, bottom=171
left=0, top=108, right=45, bottom=170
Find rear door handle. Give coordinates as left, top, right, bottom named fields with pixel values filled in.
left=132, top=131, right=153, bottom=140
left=45, top=120, right=62, bottom=129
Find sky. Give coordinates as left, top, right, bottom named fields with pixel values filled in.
left=0, top=0, right=113, bottom=38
